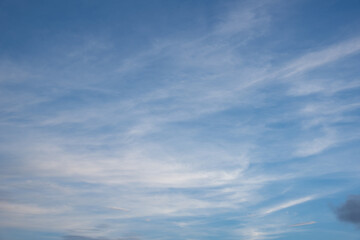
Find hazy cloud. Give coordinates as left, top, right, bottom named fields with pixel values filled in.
left=290, top=221, right=316, bottom=227
left=63, top=236, right=140, bottom=240
left=282, top=36, right=360, bottom=77
left=1, top=1, right=360, bottom=239
left=64, top=236, right=104, bottom=240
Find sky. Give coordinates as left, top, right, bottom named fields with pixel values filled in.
left=0, top=0, right=360, bottom=239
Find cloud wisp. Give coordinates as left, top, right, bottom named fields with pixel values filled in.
left=259, top=195, right=317, bottom=216
left=289, top=221, right=317, bottom=227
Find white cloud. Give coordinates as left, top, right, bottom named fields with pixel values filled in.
left=295, top=132, right=336, bottom=157
left=290, top=221, right=316, bottom=227
left=0, top=201, right=65, bottom=215
left=282, top=36, right=360, bottom=77
left=237, top=222, right=298, bottom=240
left=287, top=79, right=360, bottom=96
left=214, top=1, right=271, bottom=36
left=259, top=195, right=316, bottom=216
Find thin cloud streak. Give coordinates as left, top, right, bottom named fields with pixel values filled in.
left=282, top=36, right=360, bottom=77
left=260, top=196, right=316, bottom=216
left=290, top=221, right=317, bottom=227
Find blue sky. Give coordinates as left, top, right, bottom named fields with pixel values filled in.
left=0, top=0, right=360, bottom=239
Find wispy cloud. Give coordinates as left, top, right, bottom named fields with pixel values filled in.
left=108, top=207, right=130, bottom=212
left=289, top=221, right=317, bottom=227
left=1, top=1, right=360, bottom=239
left=259, top=195, right=317, bottom=216
left=63, top=235, right=140, bottom=240
left=0, top=201, right=66, bottom=215
left=294, top=130, right=336, bottom=157
left=282, top=36, right=360, bottom=77
left=237, top=222, right=298, bottom=240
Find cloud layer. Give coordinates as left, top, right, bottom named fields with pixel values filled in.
left=0, top=1, right=360, bottom=240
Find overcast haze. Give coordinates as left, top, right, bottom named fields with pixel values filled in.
left=0, top=0, right=360, bottom=239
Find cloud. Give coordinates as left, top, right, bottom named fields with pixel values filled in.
left=289, top=221, right=316, bottom=227
left=0, top=201, right=65, bottom=215
left=109, top=207, right=130, bottom=212
left=214, top=1, right=271, bottom=36
left=63, top=236, right=140, bottom=240
left=282, top=36, right=360, bottom=77
left=335, top=195, right=360, bottom=228
left=260, top=195, right=316, bottom=216
left=287, top=79, right=360, bottom=97
left=64, top=236, right=101, bottom=240
left=237, top=222, right=296, bottom=240
left=294, top=131, right=336, bottom=157
left=1, top=1, right=360, bottom=240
